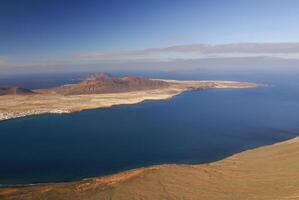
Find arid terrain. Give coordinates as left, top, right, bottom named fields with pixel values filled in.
left=1, top=73, right=297, bottom=200
left=0, top=87, right=35, bottom=96
left=0, top=73, right=259, bottom=121
left=1, top=135, right=298, bottom=200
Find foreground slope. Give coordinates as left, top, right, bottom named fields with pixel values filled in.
left=1, top=136, right=299, bottom=200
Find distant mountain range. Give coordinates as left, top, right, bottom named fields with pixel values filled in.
left=0, top=73, right=169, bottom=96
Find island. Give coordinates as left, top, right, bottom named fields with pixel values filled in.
left=0, top=73, right=259, bottom=121
left=2, top=73, right=297, bottom=200
left=0, top=135, right=298, bottom=199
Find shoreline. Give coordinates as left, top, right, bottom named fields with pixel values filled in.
left=0, top=88, right=181, bottom=122
left=0, top=133, right=292, bottom=188
left=0, top=79, right=260, bottom=122
left=1, top=135, right=298, bottom=199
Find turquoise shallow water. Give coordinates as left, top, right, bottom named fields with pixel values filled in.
left=0, top=72, right=299, bottom=185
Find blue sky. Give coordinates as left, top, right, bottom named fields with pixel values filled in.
left=1, top=0, right=299, bottom=73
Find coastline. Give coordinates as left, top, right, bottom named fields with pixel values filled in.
left=1, top=78, right=279, bottom=199
left=0, top=79, right=260, bottom=121
left=1, top=135, right=298, bottom=199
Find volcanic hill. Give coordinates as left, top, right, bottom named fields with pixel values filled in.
left=42, top=73, right=169, bottom=95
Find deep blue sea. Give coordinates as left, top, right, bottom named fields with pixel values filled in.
left=1, top=71, right=299, bottom=185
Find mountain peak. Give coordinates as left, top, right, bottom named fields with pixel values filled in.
left=49, top=73, right=169, bottom=95
left=86, top=72, right=112, bottom=80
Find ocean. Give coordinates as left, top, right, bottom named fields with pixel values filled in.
left=0, top=71, right=299, bottom=185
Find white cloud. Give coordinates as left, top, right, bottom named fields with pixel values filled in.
left=0, top=57, right=9, bottom=66
left=74, top=43, right=299, bottom=61
left=2, top=43, right=299, bottom=74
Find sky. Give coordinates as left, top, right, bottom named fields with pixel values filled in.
left=1, top=0, right=299, bottom=73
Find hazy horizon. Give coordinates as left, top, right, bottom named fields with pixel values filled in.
left=1, top=0, right=299, bottom=74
